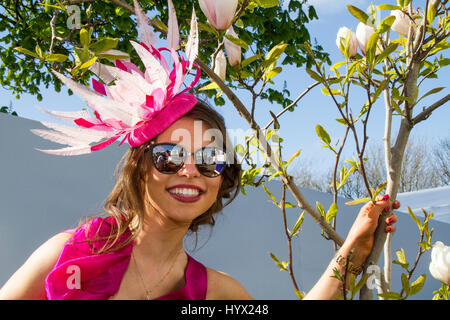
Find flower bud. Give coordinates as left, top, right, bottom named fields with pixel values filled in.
left=391, top=10, right=413, bottom=36
left=199, top=0, right=239, bottom=30
left=224, top=26, right=241, bottom=66
left=429, top=241, right=450, bottom=285
left=213, top=49, right=227, bottom=81
left=336, top=27, right=358, bottom=58
left=356, top=22, right=376, bottom=56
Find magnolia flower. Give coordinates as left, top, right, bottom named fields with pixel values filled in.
left=199, top=0, right=238, bottom=30
left=213, top=49, right=227, bottom=81
left=224, top=26, right=241, bottom=66
left=336, top=27, right=358, bottom=57
left=356, top=22, right=376, bottom=56
left=391, top=10, right=415, bottom=36
left=429, top=241, right=450, bottom=285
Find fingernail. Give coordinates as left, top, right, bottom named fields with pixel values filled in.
left=386, top=227, right=392, bottom=232
left=382, top=194, right=390, bottom=201
left=387, top=217, right=393, bottom=224
left=385, top=206, right=391, bottom=213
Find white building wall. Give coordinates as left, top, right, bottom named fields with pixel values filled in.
left=1, top=113, right=449, bottom=299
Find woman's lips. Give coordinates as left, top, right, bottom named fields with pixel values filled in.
left=167, top=191, right=203, bottom=203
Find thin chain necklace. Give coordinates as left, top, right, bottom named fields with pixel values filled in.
left=132, top=248, right=182, bottom=300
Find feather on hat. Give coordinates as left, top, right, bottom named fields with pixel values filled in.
left=32, top=0, right=200, bottom=156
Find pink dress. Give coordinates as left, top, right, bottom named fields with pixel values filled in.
left=45, top=217, right=207, bottom=300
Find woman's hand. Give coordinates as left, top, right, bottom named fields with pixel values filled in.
left=343, top=194, right=400, bottom=265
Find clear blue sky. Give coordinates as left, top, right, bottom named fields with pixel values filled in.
left=1, top=0, right=448, bottom=177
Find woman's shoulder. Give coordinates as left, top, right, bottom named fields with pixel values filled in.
left=0, top=231, right=73, bottom=299
left=205, top=267, right=253, bottom=300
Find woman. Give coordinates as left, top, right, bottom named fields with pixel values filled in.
left=0, top=23, right=398, bottom=300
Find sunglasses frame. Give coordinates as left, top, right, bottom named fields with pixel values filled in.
left=148, top=142, right=229, bottom=178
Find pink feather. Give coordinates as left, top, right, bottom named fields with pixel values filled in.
left=167, top=0, right=180, bottom=51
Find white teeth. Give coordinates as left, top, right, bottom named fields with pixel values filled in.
left=168, top=188, right=200, bottom=197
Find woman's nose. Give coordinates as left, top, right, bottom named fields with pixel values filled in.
left=177, top=153, right=201, bottom=178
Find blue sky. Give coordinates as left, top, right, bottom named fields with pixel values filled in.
left=1, top=0, right=448, bottom=177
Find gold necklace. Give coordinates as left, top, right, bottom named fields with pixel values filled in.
left=132, top=248, right=182, bottom=300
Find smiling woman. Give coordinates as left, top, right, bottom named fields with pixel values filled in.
left=0, top=0, right=399, bottom=301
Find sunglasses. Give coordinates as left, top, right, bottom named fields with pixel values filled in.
left=149, top=143, right=228, bottom=178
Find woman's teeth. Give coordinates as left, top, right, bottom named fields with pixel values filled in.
left=168, top=188, right=200, bottom=197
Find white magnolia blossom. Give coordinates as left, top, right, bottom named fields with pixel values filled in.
left=199, top=0, right=238, bottom=30
left=213, top=49, right=227, bottom=81
left=336, top=26, right=358, bottom=57
left=224, top=26, right=241, bottom=66
left=429, top=241, right=450, bottom=285
left=391, top=10, right=416, bottom=36
left=356, top=22, right=376, bottom=56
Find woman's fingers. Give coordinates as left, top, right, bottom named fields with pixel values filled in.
left=386, top=213, right=397, bottom=226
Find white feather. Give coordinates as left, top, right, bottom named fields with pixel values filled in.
left=39, top=122, right=111, bottom=140
left=185, top=7, right=199, bottom=70
left=35, top=105, right=90, bottom=124
left=35, top=145, right=92, bottom=156
left=130, top=41, right=169, bottom=88
left=52, top=70, right=138, bottom=126
left=167, top=0, right=180, bottom=51
left=89, top=61, right=116, bottom=84
left=133, top=0, right=157, bottom=48
left=31, top=129, right=93, bottom=146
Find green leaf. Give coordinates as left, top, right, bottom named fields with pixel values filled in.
left=377, top=4, right=402, bottom=10
left=315, top=124, right=331, bottom=146
left=427, top=2, right=437, bottom=26
left=377, top=15, right=397, bottom=34
left=326, top=202, right=338, bottom=223
left=80, top=28, right=90, bottom=47
left=257, top=0, right=280, bottom=8
left=396, top=248, right=407, bottom=265
left=408, top=207, right=422, bottom=230
left=269, top=252, right=288, bottom=271
left=366, top=32, right=380, bottom=69
left=306, top=68, right=323, bottom=83
left=44, top=53, right=68, bottom=62
left=409, top=274, right=426, bottom=296
left=35, top=44, right=43, bottom=58
left=241, top=53, right=263, bottom=67
left=377, top=291, right=402, bottom=299
left=375, top=43, right=399, bottom=65
left=373, top=182, right=387, bottom=198
left=89, top=38, right=119, bottom=53
left=401, top=273, right=410, bottom=297
left=286, top=149, right=301, bottom=169
left=347, top=5, right=370, bottom=24
left=316, top=201, right=326, bottom=218
left=14, top=47, right=39, bottom=59
left=152, top=18, right=168, bottom=32
left=290, top=211, right=305, bottom=237
left=265, top=42, right=288, bottom=62
left=198, top=81, right=219, bottom=91
left=330, top=61, right=346, bottom=72
left=345, top=198, right=371, bottom=205
left=416, top=87, right=445, bottom=104
left=224, top=34, right=249, bottom=51
left=78, top=56, right=98, bottom=70
left=263, top=185, right=278, bottom=206
left=321, top=87, right=342, bottom=96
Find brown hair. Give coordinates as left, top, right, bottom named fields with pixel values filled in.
left=82, top=100, right=241, bottom=253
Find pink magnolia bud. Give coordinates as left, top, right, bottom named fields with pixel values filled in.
left=214, top=49, right=227, bottom=81
left=224, top=26, right=241, bottom=66
left=356, top=22, right=376, bottom=56
left=391, top=10, right=413, bottom=36
left=336, top=27, right=358, bottom=57
left=199, top=0, right=238, bottom=30
left=429, top=241, right=450, bottom=285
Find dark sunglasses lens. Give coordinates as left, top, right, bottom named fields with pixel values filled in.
left=151, top=144, right=184, bottom=173
left=195, top=147, right=227, bottom=177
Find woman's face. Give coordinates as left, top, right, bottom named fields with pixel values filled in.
left=144, top=117, right=224, bottom=227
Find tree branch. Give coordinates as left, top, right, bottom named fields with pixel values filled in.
left=412, top=94, right=450, bottom=125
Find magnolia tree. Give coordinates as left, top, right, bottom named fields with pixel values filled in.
left=8, top=0, right=450, bottom=299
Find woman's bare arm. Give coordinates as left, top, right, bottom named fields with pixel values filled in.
left=0, top=232, right=72, bottom=300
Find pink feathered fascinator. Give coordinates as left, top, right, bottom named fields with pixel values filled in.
left=31, top=0, right=200, bottom=156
